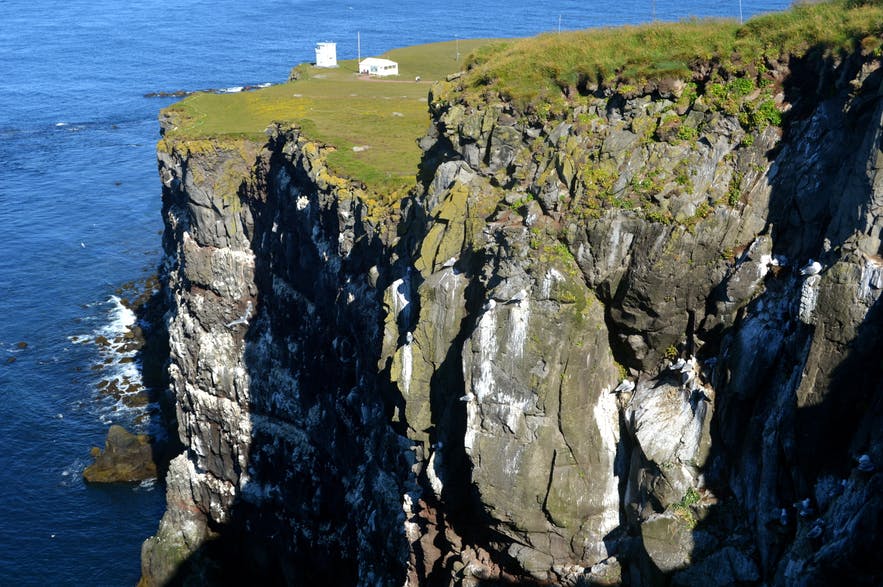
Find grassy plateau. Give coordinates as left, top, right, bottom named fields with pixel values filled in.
left=160, top=39, right=491, bottom=193
left=160, top=0, right=883, bottom=192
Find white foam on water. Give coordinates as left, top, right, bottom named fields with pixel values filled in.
left=135, top=479, right=157, bottom=492
left=104, top=295, right=137, bottom=333
left=221, top=86, right=244, bottom=93
left=59, top=458, right=89, bottom=488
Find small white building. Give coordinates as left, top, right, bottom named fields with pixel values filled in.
left=359, top=57, right=399, bottom=77
left=315, top=42, right=338, bottom=68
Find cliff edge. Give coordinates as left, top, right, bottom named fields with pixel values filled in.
left=141, top=2, right=883, bottom=585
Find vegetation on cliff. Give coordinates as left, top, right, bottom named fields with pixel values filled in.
left=159, top=40, right=490, bottom=194
left=455, top=0, right=883, bottom=115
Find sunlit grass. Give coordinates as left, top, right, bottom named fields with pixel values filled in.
left=461, top=0, right=883, bottom=111
left=161, top=40, right=496, bottom=193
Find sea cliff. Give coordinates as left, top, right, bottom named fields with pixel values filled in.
left=141, top=4, right=883, bottom=585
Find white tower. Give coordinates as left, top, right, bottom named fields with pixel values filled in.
left=315, top=42, right=337, bottom=68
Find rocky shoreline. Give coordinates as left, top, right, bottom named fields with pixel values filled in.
left=79, top=275, right=180, bottom=484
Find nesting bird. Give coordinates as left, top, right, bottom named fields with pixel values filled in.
left=613, top=378, right=635, bottom=394
left=857, top=454, right=875, bottom=473
left=800, top=259, right=822, bottom=276
left=795, top=498, right=815, bottom=518
left=807, top=520, right=825, bottom=540
left=669, top=357, right=687, bottom=371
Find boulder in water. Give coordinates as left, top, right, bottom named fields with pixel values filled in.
left=83, top=424, right=157, bottom=483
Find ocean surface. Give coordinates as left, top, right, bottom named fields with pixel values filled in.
left=0, top=0, right=792, bottom=584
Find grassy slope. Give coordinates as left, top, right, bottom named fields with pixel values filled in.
left=160, top=39, right=493, bottom=193
left=462, top=0, right=883, bottom=112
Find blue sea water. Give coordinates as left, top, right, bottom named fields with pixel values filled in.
left=0, top=0, right=792, bottom=584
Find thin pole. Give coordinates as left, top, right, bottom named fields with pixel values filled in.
left=456, top=37, right=460, bottom=66
left=357, top=31, right=361, bottom=73
left=739, top=0, right=743, bottom=24
left=652, top=0, right=656, bottom=21
left=558, top=14, right=562, bottom=33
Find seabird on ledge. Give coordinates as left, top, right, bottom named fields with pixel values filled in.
left=613, top=378, right=635, bottom=394
left=800, top=259, right=822, bottom=276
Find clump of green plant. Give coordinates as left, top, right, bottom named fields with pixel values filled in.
left=676, top=124, right=699, bottom=142
left=728, top=171, right=744, bottom=206
left=509, top=193, right=535, bottom=211
left=645, top=208, right=673, bottom=224
left=631, top=170, right=663, bottom=197
left=670, top=487, right=703, bottom=528
left=675, top=82, right=699, bottom=110
left=695, top=201, right=713, bottom=218
left=673, top=161, right=694, bottom=192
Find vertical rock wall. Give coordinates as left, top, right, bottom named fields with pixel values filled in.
left=143, top=50, right=883, bottom=586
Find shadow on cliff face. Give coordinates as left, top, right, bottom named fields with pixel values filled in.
left=598, top=45, right=883, bottom=585
left=134, top=278, right=182, bottom=481
left=156, top=133, right=417, bottom=586
left=680, top=45, right=883, bottom=586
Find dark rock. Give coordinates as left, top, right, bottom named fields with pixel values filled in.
left=83, top=424, right=156, bottom=483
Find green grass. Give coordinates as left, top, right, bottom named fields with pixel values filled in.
left=460, top=0, right=883, bottom=112
left=161, top=39, right=495, bottom=194
left=161, top=1, right=883, bottom=192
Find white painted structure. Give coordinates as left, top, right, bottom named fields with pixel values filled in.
left=359, top=57, right=399, bottom=77
left=315, top=42, right=338, bottom=68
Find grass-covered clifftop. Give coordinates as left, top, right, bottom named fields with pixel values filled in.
left=159, top=39, right=490, bottom=194
left=159, top=0, right=883, bottom=194
left=453, top=0, right=883, bottom=115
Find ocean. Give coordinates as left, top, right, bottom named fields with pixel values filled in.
left=0, top=0, right=791, bottom=584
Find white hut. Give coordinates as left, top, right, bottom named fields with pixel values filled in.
left=359, top=57, right=399, bottom=77
left=315, top=42, right=338, bottom=68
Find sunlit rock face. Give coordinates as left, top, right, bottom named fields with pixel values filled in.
left=144, top=45, right=883, bottom=586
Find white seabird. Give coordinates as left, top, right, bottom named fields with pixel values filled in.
left=405, top=331, right=414, bottom=344
left=613, top=379, right=635, bottom=394
left=225, top=301, right=253, bottom=328
left=857, top=454, right=875, bottom=472
left=669, top=357, right=687, bottom=371
left=800, top=259, right=822, bottom=276
left=795, top=498, right=814, bottom=518
left=779, top=507, right=789, bottom=526
left=459, top=392, right=475, bottom=402
left=483, top=299, right=497, bottom=311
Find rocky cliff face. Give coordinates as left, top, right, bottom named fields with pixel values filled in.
left=142, top=49, right=883, bottom=586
